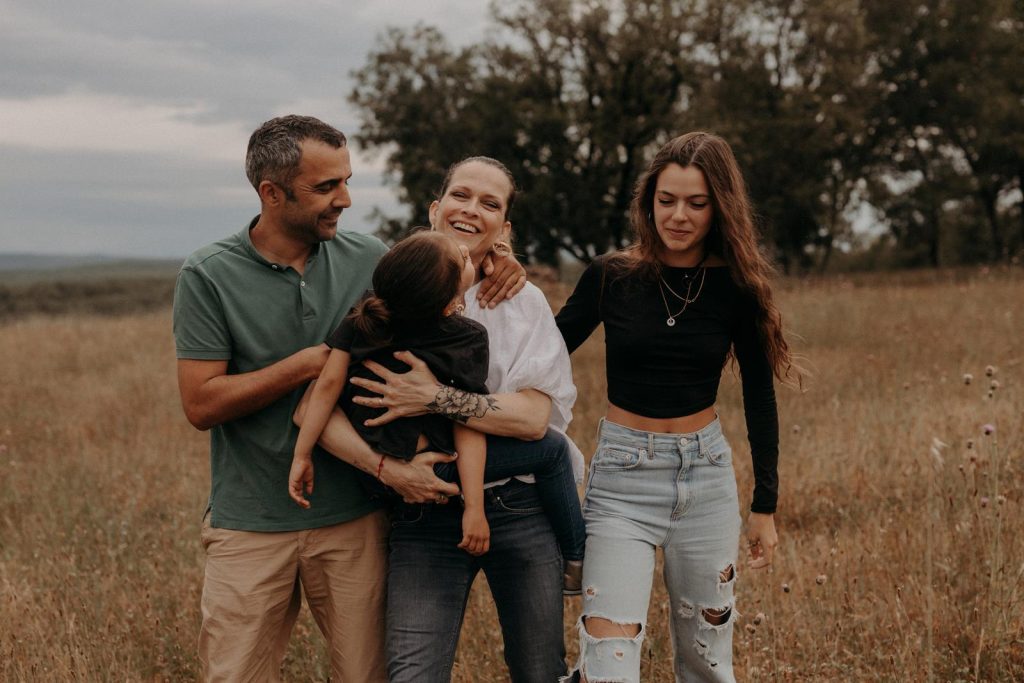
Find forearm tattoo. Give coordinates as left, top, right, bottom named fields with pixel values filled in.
left=426, top=386, right=499, bottom=424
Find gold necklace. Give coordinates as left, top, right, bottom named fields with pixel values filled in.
left=658, top=267, right=706, bottom=327
left=659, top=273, right=700, bottom=304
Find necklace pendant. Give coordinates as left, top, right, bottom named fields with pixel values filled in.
left=666, top=317, right=676, bottom=327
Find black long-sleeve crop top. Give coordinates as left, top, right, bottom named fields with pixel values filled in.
left=556, top=254, right=780, bottom=513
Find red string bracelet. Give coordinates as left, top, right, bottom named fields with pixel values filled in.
left=376, top=454, right=386, bottom=481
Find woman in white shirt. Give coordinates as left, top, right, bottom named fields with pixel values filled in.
left=309, top=156, right=583, bottom=682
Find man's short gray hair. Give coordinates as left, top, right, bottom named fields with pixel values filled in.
left=245, top=115, right=347, bottom=195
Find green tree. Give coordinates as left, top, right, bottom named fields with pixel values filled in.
left=693, top=0, right=876, bottom=273
left=350, top=0, right=702, bottom=264
left=863, top=0, right=1024, bottom=263
left=350, top=0, right=1021, bottom=269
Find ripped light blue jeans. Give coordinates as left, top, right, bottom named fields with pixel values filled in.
left=568, top=418, right=741, bottom=683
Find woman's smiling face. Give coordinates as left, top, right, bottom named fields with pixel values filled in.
left=429, top=160, right=512, bottom=267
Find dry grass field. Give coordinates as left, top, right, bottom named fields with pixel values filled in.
left=1, top=268, right=1021, bottom=681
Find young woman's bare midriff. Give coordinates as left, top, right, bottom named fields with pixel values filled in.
left=605, top=403, right=717, bottom=435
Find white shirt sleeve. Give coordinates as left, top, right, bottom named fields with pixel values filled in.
left=465, top=282, right=585, bottom=482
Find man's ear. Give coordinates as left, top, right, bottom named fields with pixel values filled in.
left=258, top=180, right=283, bottom=207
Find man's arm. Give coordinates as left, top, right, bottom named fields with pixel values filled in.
left=349, top=351, right=552, bottom=440
left=292, top=387, right=460, bottom=503
left=177, top=344, right=329, bottom=431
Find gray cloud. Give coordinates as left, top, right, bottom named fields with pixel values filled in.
left=0, top=0, right=487, bottom=257
left=2, top=1, right=486, bottom=121
left=0, top=144, right=402, bottom=258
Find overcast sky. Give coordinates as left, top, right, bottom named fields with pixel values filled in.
left=0, top=0, right=491, bottom=258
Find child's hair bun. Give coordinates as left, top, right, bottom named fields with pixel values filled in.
left=350, top=294, right=392, bottom=346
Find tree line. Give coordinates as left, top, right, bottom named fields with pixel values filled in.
left=349, top=0, right=1023, bottom=272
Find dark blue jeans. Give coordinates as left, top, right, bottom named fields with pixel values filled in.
left=386, top=469, right=567, bottom=681
left=435, top=429, right=586, bottom=561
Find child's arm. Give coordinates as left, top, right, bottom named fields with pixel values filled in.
left=453, top=423, right=489, bottom=556
left=289, top=348, right=351, bottom=508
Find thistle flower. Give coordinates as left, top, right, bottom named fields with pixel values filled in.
left=981, top=496, right=990, bottom=508
left=753, top=612, right=766, bottom=625
left=815, top=574, right=827, bottom=585
left=963, top=373, right=973, bottom=385
left=983, top=424, right=995, bottom=435
left=781, top=583, right=791, bottom=594
left=985, top=365, right=996, bottom=377
left=966, top=439, right=974, bottom=450
left=997, top=495, right=1006, bottom=506
left=990, top=379, right=1000, bottom=390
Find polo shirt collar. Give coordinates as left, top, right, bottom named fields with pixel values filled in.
left=239, top=215, right=323, bottom=272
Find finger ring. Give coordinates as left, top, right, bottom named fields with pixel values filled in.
left=436, top=494, right=447, bottom=504
left=378, top=398, right=384, bottom=407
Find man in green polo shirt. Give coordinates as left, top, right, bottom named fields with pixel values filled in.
left=173, top=116, right=518, bottom=681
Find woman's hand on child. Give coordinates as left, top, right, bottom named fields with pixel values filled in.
left=288, top=456, right=314, bottom=509
left=350, top=351, right=440, bottom=426
left=478, top=251, right=526, bottom=308
left=458, top=508, right=490, bottom=556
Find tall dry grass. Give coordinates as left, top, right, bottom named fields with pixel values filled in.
left=0, top=269, right=1021, bottom=681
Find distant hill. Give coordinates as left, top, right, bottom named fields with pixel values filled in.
left=0, top=254, right=185, bottom=321
left=0, top=253, right=114, bottom=271
left=0, top=253, right=183, bottom=284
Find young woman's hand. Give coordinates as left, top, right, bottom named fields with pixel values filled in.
left=477, top=251, right=526, bottom=308
left=457, top=507, right=490, bottom=556
left=288, top=456, right=314, bottom=509
left=349, top=351, right=441, bottom=426
left=746, top=512, right=778, bottom=569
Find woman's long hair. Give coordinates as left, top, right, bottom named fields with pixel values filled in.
left=348, top=231, right=463, bottom=346
left=615, top=132, right=795, bottom=382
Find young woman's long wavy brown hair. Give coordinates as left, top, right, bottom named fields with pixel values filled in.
left=615, top=131, right=795, bottom=382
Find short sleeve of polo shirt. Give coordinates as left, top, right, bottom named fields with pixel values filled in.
left=173, top=266, right=232, bottom=360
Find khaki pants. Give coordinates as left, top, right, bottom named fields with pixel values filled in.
left=198, top=509, right=388, bottom=682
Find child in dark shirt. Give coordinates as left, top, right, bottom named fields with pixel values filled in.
left=290, top=231, right=585, bottom=577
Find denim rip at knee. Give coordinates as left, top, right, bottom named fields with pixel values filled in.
left=564, top=418, right=741, bottom=683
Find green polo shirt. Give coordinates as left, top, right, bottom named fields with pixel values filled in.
left=173, top=218, right=388, bottom=531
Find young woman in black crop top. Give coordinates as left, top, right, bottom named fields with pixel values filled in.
left=557, top=132, right=795, bottom=682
